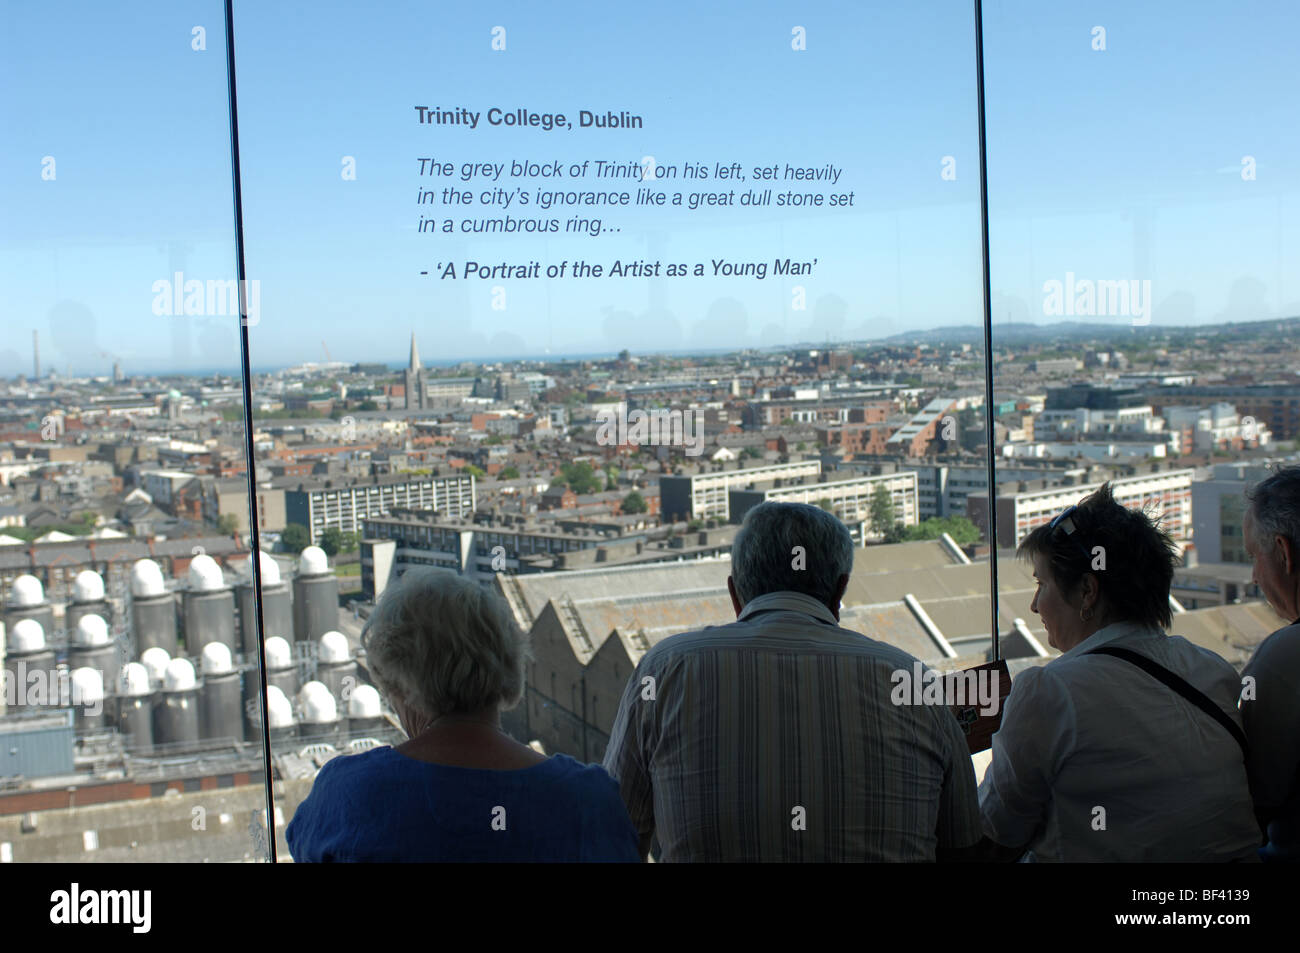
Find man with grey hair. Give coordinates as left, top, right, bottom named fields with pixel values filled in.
left=1242, top=465, right=1300, bottom=862
left=602, top=501, right=981, bottom=861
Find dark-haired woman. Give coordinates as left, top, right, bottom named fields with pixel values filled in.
left=979, top=483, right=1260, bottom=861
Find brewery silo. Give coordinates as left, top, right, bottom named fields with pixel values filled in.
left=297, top=680, right=342, bottom=745
left=4, top=575, right=54, bottom=638
left=64, top=570, right=111, bottom=635
left=68, top=614, right=120, bottom=695
left=130, top=559, right=177, bottom=656
left=4, top=619, right=57, bottom=712
left=139, top=646, right=170, bottom=688
left=292, top=547, right=338, bottom=645
left=347, top=684, right=388, bottom=734
left=316, top=631, right=357, bottom=703
left=264, top=636, right=299, bottom=697
left=117, top=662, right=155, bottom=752
left=155, top=658, right=200, bottom=746
left=266, top=685, right=297, bottom=742
left=69, top=667, right=108, bottom=731
left=199, top=643, right=243, bottom=742
left=182, top=555, right=236, bottom=656
left=236, top=552, right=292, bottom=658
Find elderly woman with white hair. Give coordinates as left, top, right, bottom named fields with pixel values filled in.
left=286, top=568, right=640, bottom=862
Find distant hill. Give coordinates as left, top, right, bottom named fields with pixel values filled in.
left=875, top=316, right=1300, bottom=348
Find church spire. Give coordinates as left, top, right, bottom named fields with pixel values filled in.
left=408, top=331, right=421, bottom=371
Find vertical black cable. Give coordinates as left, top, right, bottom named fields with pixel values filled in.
left=223, top=0, right=277, bottom=862
left=974, top=0, right=1000, bottom=660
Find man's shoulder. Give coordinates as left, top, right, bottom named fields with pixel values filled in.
left=640, top=616, right=925, bottom=670
left=1245, top=620, right=1300, bottom=676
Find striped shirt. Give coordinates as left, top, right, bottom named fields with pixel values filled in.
left=601, top=590, right=981, bottom=862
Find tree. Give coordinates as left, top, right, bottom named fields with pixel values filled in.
left=817, top=498, right=834, bottom=512
left=340, top=530, right=360, bottom=553
left=869, top=485, right=894, bottom=535
left=319, top=526, right=344, bottom=556
left=465, top=464, right=486, bottom=480
left=622, top=491, right=647, bottom=515
left=217, top=513, right=240, bottom=535
left=903, top=516, right=981, bottom=545
left=500, top=466, right=520, bottom=480
left=883, top=522, right=908, bottom=544
left=550, top=461, right=602, bottom=495
left=282, top=523, right=311, bottom=554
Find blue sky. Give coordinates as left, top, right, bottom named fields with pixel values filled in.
left=1, top=0, right=1297, bottom=375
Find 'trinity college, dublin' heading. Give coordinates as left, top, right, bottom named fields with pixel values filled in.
left=415, top=106, right=643, bottom=131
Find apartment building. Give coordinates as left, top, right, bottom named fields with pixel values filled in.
left=285, top=472, right=475, bottom=543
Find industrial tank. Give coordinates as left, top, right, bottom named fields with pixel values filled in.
left=68, top=614, right=121, bottom=695
left=347, top=684, right=388, bottom=734
left=64, top=570, right=111, bottom=636
left=292, top=546, right=338, bottom=645
left=4, top=618, right=57, bottom=712
left=263, top=636, right=299, bottom=697
left=262, top=685, right=297, bottom=743
left=155, top=658, right=200, bottom=746
left=117, top=661, right=155, bottom=752
left=236, top=552, right=292, bottom=658
left=70, top=667, right=108, bottom=731
left=297, top=680, right=342, bottom=745
left=130, top=559, right=178, bottom=656
left=182, top=555, right=236, bottom=655
left=4, top=574, right=55, bottom=639
left=199, top=643, right=244, bottom=742
left=139, top=646, right=171, bottom=688
left=316, top=631, right=357, bottom=703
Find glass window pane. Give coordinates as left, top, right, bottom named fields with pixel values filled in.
left=0, top=1, right=274, bottom=861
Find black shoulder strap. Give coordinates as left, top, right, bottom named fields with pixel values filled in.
left=1085, top=645, right=1249, bottom=759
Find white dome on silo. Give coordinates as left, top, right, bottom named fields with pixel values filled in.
left=164, top=658, right=197, bottom=692
left=122, top=662, right=152, bottom=696
left=73, top=570, right=106, bottom=603
left=74, top=613, right=110, bottom=647
left=70, top=667, right=104, bottom=705
left=130, top=559, right=166, bottom=598
left=348, top=684, right=382, bottom=719
left=8, top=574, right=45, bottom=607
left=319, top=631, right=351, bottom=663
left=302, top=688, right=338, bottom=723
left=298, top=546, right=329, bottom=576
left=202, top=642, right=234, bottom=675
left=187, top=554, right=226, bottom=592
left=266, top=686, right=295, bottom=729
left=141, top=646, right=171, bottom=683
left=242, top=551, right=282, bottom=586
left=298, top=680, right=332, bottom=706
left=9, top=617, right=46, bottom=652
left=264, top=636, right=292, bottom=669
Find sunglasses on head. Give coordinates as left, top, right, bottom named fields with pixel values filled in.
left=1048, top=505, right=1093, bottom=563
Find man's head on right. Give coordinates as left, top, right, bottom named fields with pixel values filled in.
left=729, top=501, right=854, bottom=616
left=1245, top=465, right=1300, bottom=622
